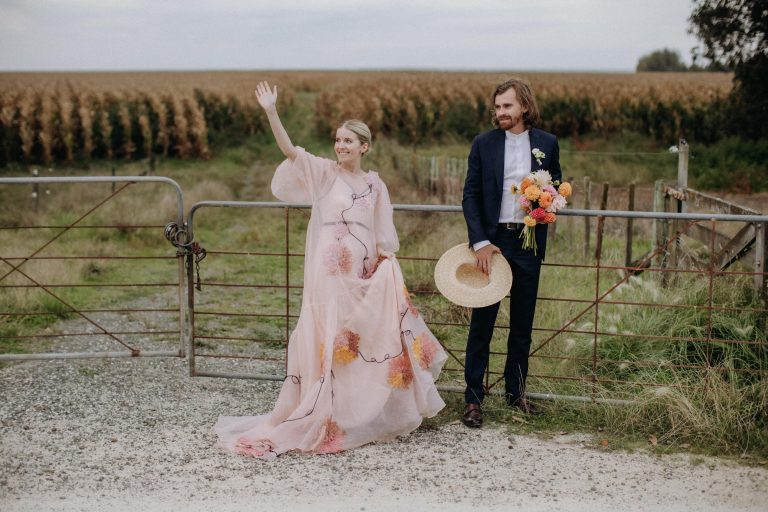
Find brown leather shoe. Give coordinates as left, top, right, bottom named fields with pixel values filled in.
left=461, top=403, right=483, bottom=428
left=508, top=398, right=542, bottom=416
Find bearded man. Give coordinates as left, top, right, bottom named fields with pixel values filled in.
left=460, top=78, right=562, bottom=427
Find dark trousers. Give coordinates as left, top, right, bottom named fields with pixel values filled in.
left=464, top=226, right=542, bottom=404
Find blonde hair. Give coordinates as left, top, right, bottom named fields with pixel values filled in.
left=490, top=78, right=541, bottom=129
left=339, top=119, right=372, bottom=155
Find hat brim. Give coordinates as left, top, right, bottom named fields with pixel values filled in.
left=434, top=244, right=512, bottom=308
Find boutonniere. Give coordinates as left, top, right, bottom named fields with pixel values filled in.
left=532, top=148, right=546, bottom=166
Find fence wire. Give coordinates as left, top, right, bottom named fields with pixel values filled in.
left=185, top=201, right=768, bottom=403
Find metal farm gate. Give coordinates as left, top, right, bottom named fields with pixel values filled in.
left=181, top=200, right=768, bottom=403
left=0, top=176, right=186, bottom=361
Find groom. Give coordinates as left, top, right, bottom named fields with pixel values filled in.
left=460, top=77, right=562, bottom=427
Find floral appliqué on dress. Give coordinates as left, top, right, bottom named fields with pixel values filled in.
left=333, top=328, right=360, bottom=365
left=234, top=438, right=277, bottom=459
left=323, top=242, right=353, bottom=275
left=387, top=350, right=415, bottom=389
left=315, top=417, right=346, bottom=454
left=319, top=342, right=326, bottom=374
left=412, top=332, right=439, bottom=370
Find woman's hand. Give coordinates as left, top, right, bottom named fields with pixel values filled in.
left=363, top=251, right=393, bottom=279
left=255, top=81, right=278, bottom=112
left=254, top=80, right=296, bottom=160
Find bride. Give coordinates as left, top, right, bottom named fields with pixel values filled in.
left=214, top=82, right=447, bottom=459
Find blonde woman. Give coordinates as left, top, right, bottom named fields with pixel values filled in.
left=214, top=82, right=446, bottom=459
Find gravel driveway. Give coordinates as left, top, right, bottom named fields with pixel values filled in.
left=1, top=309, right=767, bottom=512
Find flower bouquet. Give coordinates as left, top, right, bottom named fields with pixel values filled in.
left=517, top=170, right=572, bottom=254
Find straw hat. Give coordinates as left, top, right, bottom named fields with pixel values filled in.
left=434, top=244, right=512, bottom=308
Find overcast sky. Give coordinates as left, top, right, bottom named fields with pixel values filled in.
left=0, top=0, right=701, bottom=72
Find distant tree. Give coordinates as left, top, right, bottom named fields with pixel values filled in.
left=636, top=48, right=689, bottom=71
left=689, top=0, right=768, bottom=139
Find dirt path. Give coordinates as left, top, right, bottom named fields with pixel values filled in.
left=1, top=310, right=767, bottom=512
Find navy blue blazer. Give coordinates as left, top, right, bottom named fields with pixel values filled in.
left=462, top=127, right=562, bottom=260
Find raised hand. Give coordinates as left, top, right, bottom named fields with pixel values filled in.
left=255, top=81, right=278, bottom=111
left=253, top=80, right=296, bottom=160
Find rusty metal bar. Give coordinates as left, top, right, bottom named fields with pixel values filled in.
left=1, top=331, right=177, bottom=339
left=1, top=256, right=176, bottom=260
left=535, top=297, right=767, bottom=314
left=0, top=283, right=178, bottom=288
left=194, top=353, right=284, bottom=362
left=593, top=211, right=606, bottom=399
left=0, top=308, right=178, bottom=315
left=285, top=207, right=291, bottom=355
left=195, top=335, right=284, bottom=342
left=0, top=225, right=167, bottom=230
left=196, top=283, right=302, bottom=289
left=186, top=251, right=196, bottom=377
left=706, top=220, right=717, bottom=368
left=625, top=183, right=635, bottom=266
left=0, top=350, right=180, bottom=361
left=195, top=311, right=298, bottom=318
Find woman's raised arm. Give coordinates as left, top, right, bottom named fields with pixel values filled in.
left=255, top=81, right=298, bottom=161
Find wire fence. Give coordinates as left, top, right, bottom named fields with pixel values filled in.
left=1, top=175, right=765, bottom=403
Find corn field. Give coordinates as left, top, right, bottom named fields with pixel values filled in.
left=0, top=71, right=732, bottom=166
left=315, top=72, right=733, bottom=144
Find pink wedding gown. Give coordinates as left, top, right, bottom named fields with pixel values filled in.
left=214, top=148, right=446, bottom=459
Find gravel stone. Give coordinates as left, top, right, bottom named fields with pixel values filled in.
left=1, top=301, right=767, bottom=511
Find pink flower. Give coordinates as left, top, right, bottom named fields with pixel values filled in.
left=412, top=333, right=438, bottom=369
left=548, top=194, right=567, bottom=213
left=333, top=328, right=360, bottom=365
left=387, top=351, right=414, bottom=389
left=323, top=243, right=353, bottom=275
left=315, top=418, right=346, bottom=454
left=530, top=207, right=547, bottom=222
left=519, top=196, right=531, bottom=210
left=543, top=185, right=557, bottom=195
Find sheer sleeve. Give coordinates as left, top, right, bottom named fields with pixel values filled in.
left=373, top=174, right=400, bottom=254
left=270, top=147, right=337, bottom=203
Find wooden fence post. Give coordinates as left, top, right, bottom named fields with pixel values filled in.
left=677, top=138, right=689, bottom=214
left=755, top=222, right=767, bottom=299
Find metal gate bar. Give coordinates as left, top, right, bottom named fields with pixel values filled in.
left=0, top=176, right=186, bottom=360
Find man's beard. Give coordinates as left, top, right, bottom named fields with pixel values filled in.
left=497, top=114, right=522, bottom=130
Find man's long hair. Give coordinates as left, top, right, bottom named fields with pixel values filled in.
left=490, top=78, right=541, bottom=129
